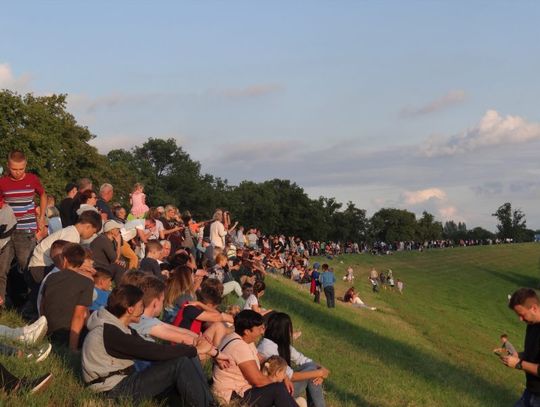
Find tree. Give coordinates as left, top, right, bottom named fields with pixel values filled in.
left=416, top=211, right=443, bottom=241
left=370, top=208, right=417, bottom=242
left=492, top=202, right=528, bottom=242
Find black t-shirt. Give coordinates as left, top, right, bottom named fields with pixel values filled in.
left=90, top=234, right=117, bottom=267
left=42, top=269, right=93, bottom=336
left=140, top=257, right=163, bottom=280
left=59, top=197, right=74, bottom=227
left=178, top=305, right=203, bottom=331
left=524, top=323, right=540, bottom=393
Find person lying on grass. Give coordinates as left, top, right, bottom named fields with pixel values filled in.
left=343, top=287, right=376, bottom=311
left=258, top=312, right=329, bottom=407
left=82, top=284, right=222, bottom=405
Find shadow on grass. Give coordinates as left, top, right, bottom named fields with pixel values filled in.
left=265, top=281, right=517, bottom=407
left=477, top=266, right=538, bottom=289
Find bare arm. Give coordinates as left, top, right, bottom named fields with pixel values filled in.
left=238, top=360, right=273, bottom=387
left=197, top=311, right=234, bottom=323
left=150, top=323, right=199, bottom=345
left=502, top=355, right=540, bottom=376
left=69, top=305, right=88, bottom=351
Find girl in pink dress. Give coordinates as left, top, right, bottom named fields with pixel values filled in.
left=130, top=183, right=149, bottom=218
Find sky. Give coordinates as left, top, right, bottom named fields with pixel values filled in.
left=1, top=1, right=540, bottom=231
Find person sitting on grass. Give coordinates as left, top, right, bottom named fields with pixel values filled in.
left=163, top=265, right=197, bottom=323
left=243, top=280, right=272, bottom=316
left=140, top=240, right=168, bottom=280
left=0, top=315, right=51, bottom=362
left=237, top=282, right=253, bottom=309
left=172, top=278, right=234, bottom=347
left=343, top=287, right=376, bottom=311
left=212, top=310, right=298, bottom=406
left=258, top=312, right=329, bottom=407
left=89, top=267, right=113, bottom=312
left=210, top=253, right=243, bottom=298
left=82, top=284, right=219, bottom=405
left=40, top=242, right=94, bottom=351
left=262, top=355, right=307, bottom=407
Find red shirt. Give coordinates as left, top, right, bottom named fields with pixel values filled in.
left=0, top=173, right=44, bottom=231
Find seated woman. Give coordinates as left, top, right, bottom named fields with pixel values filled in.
left=243, top=281, right=272, bottom=316
left=172, top=278, right=234, bottom=347
left=210, top=253, right=242, bottom=298
left=258, top=312, right=329, bottom=407
left=343, top=287, right=376, bottom=310
left=163, top=265, right=198, bottom=323
left=212, top=310, right=298, bottom=406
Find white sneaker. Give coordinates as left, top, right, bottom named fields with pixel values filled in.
left=25, top=343, right=53, bottom=363
left=20, top=316, right=48, bottom=345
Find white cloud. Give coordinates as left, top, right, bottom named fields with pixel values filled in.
left=401, top=89, right=466, bottom=117
left=402, top=188, right=447, bottom=205
left=0, top=63, right=32, bottom=92
left=421, top=110, right=540, bottom=157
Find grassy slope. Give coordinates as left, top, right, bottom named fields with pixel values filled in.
left=0, top=243, right=537, bottom=406
left=262, top=243, right=538, bottom=407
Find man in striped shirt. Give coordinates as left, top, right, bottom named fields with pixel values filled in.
left=0, top=150, right=47, bottom=309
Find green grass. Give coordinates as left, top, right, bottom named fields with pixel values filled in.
left=1, top=243, right=537, bottom=406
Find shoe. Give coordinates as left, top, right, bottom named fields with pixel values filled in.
left=25, top=343, right=53, bottom=363
left=18, top=372, right=53, bottom=394
left=20, top=316, right=48, bottom=345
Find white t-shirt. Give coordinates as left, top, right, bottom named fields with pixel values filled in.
left=210, top=221, right=226, bottom=248
left=243, top=294, right=259, bottom=311
left=29, top=225, right=81, bottom=268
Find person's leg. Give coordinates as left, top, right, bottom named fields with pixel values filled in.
left=12, top=231, right=36, bottom=272
left=0, top=241, right=15, bottom=304
left=293, top=362, right=326, bottom=407
left=0, top=343, right=18, bottom=357
left=108, top=357, right=213, bottom=405
left=0, top=323, right=22, bottom=339
left=222, top=281, right=242, bottom=297
left=242, top=382, right=297, bottom=407
left=0, top=362, right=20, bottom=392
left=329, top=286, right=335, bottom=308
left=323, top=287, right=331, bottom=308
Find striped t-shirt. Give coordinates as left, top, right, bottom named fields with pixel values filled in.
left=0, top=173, right=45, bottom=231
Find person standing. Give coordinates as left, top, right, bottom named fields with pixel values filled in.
left=319, top=264, right=335, bottom=308
left=0, top=150, right=47, bottom=309
left=58, top=182, right=77, bottom=227
left=502, top=288, right=540, bottom=406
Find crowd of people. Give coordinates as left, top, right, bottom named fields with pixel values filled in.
left=0, top=150, right=334, bottom=406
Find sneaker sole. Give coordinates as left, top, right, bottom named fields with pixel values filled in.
left=30, top=373, right=53, bottom=394
left=36, top=343, right=53, bottom=363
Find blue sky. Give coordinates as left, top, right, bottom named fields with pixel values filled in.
left=2, top=1, right=540, bottom=230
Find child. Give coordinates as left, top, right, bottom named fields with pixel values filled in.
left=237, top=282, right=253, bottom=309
left=129, top=182, right=149, bottom=219
left=319, top=264, right=336, bottom=308
left=494, top=333, right=517, bottom=356
left=310, top=263, right=321, bottom=304
left=89, top=267, right=113, bottom=312
left=262, top=356, right=307, bottom=407
left=343, top=266, right=354, bottom=283
left=140, top=240, right=168, bottom=280
left=397, top=279, right=404, bottom=294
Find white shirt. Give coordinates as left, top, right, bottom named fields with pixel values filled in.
left=210, top=221, right=226, bottom=248
left=243, top=294, right=259, bottom=311
left=29, top=225, right=81, bottom=267
left=257, top=338, right=312, bottom=379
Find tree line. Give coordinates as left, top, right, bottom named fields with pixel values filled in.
left=0, top=90, right=535, bottom=243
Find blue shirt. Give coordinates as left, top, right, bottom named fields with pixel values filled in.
left=319, top=271, right=336, bottom=288
left=89, top=288, right=110, bottom=311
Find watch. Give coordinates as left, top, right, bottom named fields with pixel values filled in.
left=516, top=360, right=523, bottom=370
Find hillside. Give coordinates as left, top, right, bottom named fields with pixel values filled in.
left=263, top=243, right=538, bottom=406
left=1, top=243, right=538, bottom=406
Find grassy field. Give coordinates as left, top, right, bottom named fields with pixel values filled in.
left=1, top=243, right=538, bottom=406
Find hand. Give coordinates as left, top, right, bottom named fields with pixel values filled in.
left=501, top=355, right=520, bottom=369
left=215, top=352, right=232, bottom=369
left=312, top=377, right=324, bottom=386
left=284, top=376, right=294, bottom=394
left=318, top=366, right=330, bottom=379
left=195, top=335, right=213, bottom=356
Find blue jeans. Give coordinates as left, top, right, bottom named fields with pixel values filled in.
left=293, top=362, right=326, bottom=407
left=515, top=389, right=540, bottom=407
left=0, top=230, right=36, bottom=300
left=108, top=356, right=214, bottom=406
